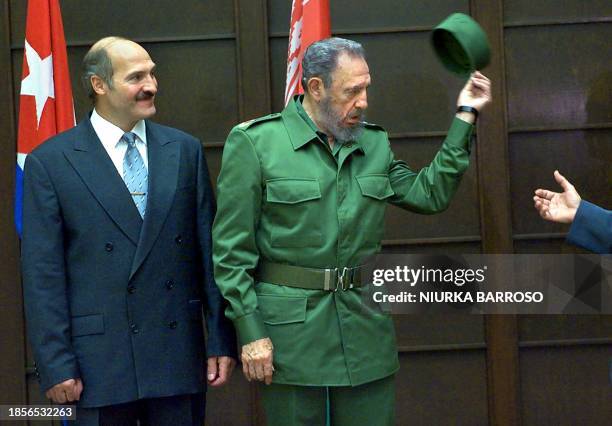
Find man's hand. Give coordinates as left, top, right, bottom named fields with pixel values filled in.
left=45, top=378, right=83, bottom=404
left=456, top=71, right=492, bottom=113
left=241, top=337, right=274, bottom=385
left=207, top=356, right=236, bottom=387
left=534, top=170, right=581, bottom=224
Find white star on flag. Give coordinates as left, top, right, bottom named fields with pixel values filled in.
left=20, top=40, right=55, bottom=128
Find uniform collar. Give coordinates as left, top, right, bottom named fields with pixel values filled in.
left=281, top=95, right=365, bottom=154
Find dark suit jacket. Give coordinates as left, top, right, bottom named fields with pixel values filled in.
left=567, top=200, right=612, bottom=254
left=21, top=114, right=236, bottom=408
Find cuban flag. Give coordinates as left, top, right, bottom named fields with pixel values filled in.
left=15, top=0, right=75, bottom=236
left=284, top=0, right=331, bottom=105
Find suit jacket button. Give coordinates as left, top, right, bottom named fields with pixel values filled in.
left=165, top=280, right=174, bottom=290
left=105, top=242, right=114, bottom=252
left=127, top=285, right=136, bottom=294
left=130, top=324, right=139, bottom=334
left=175, top=235, right=182, bottom=245
left=168, top=320, right=178, bottom=329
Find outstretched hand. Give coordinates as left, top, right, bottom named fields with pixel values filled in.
left=533, top=170, right=581, bottom=224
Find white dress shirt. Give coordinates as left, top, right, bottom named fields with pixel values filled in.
left=90, top=109, right=148, bottom=177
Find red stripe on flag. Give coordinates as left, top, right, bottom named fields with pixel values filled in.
left=284, top=0, right=331, bottom=105
left=17, top=0, right=75, bottom=157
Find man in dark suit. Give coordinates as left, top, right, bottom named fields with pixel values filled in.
left=534, top=170, right=611, bottom=254
left=21, top=36, right=236, bottom=425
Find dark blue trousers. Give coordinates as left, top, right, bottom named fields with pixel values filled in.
left=73, top=393, right=205, bottom=426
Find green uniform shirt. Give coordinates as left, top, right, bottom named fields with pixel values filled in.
left=213, top=96, right=474, bottom=386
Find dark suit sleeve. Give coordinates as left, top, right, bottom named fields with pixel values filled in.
left=567, top=200, right=612, bottom=254
left=195, top=142, right=238, bottom=358
left=21, top=153, right=80, bottom=391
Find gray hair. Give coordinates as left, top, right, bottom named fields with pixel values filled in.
left=81, top=37, right=126, bottom=102
left=301, top=37, right=365, bottom=92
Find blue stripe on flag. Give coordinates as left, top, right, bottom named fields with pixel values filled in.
left=15, top=162, right=24, bottom=237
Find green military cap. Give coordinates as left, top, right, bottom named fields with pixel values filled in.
left=432, top=13, right=491, bottom=76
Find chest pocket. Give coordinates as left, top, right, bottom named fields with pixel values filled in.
left=355, top=174, right=394, bottom=244
left=355, top=174, right=394, bottom=200
left=265, top=178, right=323, bottom=247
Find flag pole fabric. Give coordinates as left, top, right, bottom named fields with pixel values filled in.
left=284, top=0, right=331, bottom=105
left=15, top=0, right=75, bottom=236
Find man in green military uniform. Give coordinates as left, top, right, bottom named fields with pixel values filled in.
left=213, top=38, right=491, bottom=425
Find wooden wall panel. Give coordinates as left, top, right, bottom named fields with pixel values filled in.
left=505, top=24, right=612, bottom=130
left=268, top=0, right=469, bottom=34
left=504, top=0, right=612, bottom=24
left=519, top=346, right=612, bottom=425
left=384, top=138, right=480, bottom=241
left=10, top=0, right=235, bottom=42
left=205, top=373, right=252, bottom=426
left=518, top=315, right=612, bottom=343
left=509, top=129, right=612, bottom=236
left=396, top=351, right=488, bottom=426
left=203, top=146, right=224, bottom=192
left=514, top=238, right=588, bottom=254
left=381, top=242, right=482, bottom=254
left=146, top=41, right=239, bottom=141
left=394, top=315, right=484, bottom=350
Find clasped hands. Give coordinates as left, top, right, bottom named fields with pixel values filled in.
left=241, top=337, right=274, bottom=385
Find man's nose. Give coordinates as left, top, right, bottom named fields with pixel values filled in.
left=143, top=75, right=157, bottom=93
left=356, top=91, right=368, bottom=110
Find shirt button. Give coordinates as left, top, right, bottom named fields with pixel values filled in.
left=130, top=324, right=139, bottom=334
left=175, top=235, right=182, bottom=245
left=105, top=242, right=114, bottom=252
left=165, top=280, right=174, bottom=290
left=127, top=285, right=136, bottom=294
left=168, top=320, right=178, bottom=329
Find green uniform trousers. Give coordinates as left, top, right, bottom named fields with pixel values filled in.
left=260, top=374, right=395, bottom=426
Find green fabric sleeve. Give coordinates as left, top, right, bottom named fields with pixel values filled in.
left=212, top=127, right=268, bottom=346
left=388, top=117, right=474, bottom=214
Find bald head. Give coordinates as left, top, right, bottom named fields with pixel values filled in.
left=81, top=37, right=149, bottom=103
left=82, top=37, right=157, bottom=131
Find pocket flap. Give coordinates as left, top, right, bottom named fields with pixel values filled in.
left=71, top=314, right=104, bottom=337
left=258, top=295, right=307, bottom=325
left=266, top=178, right=321, bottom=204
left=355, top=175, right=394, bottom=200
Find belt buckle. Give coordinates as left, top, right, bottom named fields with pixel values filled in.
left=336, top=267, right=352, bottom=292
left=325, top=267, right=353, bottom=291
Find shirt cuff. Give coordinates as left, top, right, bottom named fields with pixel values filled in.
left=444, top=117, right=474, bottom=150
left=234, top=311, right=268, bottom=346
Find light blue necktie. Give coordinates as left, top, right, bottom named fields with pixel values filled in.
left=122, top=132, right=147, bottom=218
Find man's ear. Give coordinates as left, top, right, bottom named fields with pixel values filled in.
left=91, top=75, right=107, bottom=96
left=306, top=77, right=325, bottom=101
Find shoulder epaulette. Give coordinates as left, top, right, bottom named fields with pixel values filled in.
left=237, top=113, right=282, bottom=130
left=362, top=121, right=386, bottom=132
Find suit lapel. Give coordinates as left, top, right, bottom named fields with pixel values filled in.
left=63, top=116, right=142, bottom=245
left=129, top=122, right=180, bottom=279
